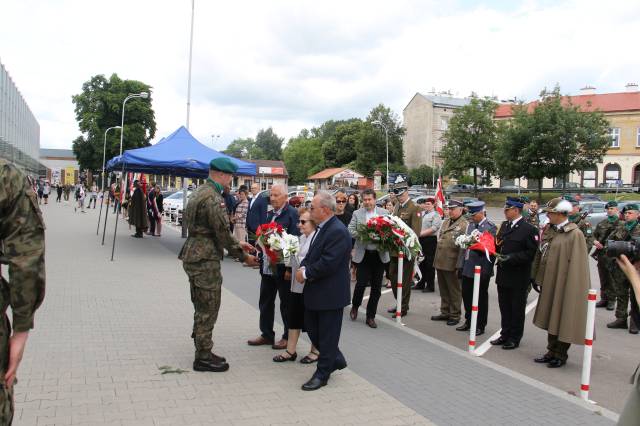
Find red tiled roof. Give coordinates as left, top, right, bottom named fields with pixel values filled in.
left=495, top=91, right=640, bottom=118
left=307, top=167, right=346, bottom=180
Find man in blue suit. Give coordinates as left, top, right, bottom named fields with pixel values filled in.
left=247, top=184, right=300, bottom=350
left=295, top=191, right=351, bottom=391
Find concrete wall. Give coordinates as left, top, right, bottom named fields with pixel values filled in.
left=403, top=95, right=433, bottom=169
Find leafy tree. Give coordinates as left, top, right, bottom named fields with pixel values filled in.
left=366, top=104, right=405, bottom=167
left=71, top=74, right=156, bottom=173
left=409, top=165, right=435, bottom=186
left=222, top=137, right=264, bottom=159
left=255, top=128, right=284, bottom=160
left=441, top=97, right=499, bottom=196
left=496, top=86, right=611, bottom=198
left=283, top=130, right=324, bottom=184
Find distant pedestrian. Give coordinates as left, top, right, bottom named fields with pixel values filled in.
left=87, top=184, right=98, bottom=208
left=42, top=181, right=50, bottom=204
left=233, top=188, right=249, bottom=242
left=36, top=180, right=43, bottom=204
left=129, top=180, right=148, bottom=238
left=56, top=184, right=63, bottom=202
left=155, top=185, right=164, bottom=236
left=74, top=183, right=86, bottom=213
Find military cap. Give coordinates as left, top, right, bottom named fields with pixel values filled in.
left=392, top=184, right=408, bottom=195
left=504, top=196, right=524, bottom=209
left=446, top=199, right=464, bottom=208
left=466, top=201, right=485, bottom=214
left=542, top=197, right=573, bottom=213
left=424, top=196, right=436, bottom=203
left=562, top=195, right=579, bottom=206
left=622, top=203, right=639, bottom=213
left=209, top=157, right=238, bottom=174
left=605, top=200, right=618, bottom=209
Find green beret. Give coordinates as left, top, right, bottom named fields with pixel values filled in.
left=605, top=201, right=618, bottom=208
left=209, top=157, right=238, bottom=174
left=519, top=196, right=530, bottom=203
left=622, top=203, right=639, bottom=213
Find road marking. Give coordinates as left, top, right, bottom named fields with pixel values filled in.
left=474, top=297, right=539, bottom=357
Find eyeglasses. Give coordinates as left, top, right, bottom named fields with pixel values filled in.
left=298, top=220, right=309, bottom=224
left=336, top=200, right=347, bottom=204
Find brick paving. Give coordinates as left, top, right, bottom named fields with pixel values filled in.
left=12, top=202, right=617, bottom=425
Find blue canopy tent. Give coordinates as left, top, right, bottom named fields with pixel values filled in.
left=106, top=126, right=256, bottom=177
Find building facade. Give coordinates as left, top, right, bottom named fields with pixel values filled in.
left=236, top=159, right=288, bottom=190
left=307, top=167, right=364, bottom=190
left=494, top=85, right=640, bottom=188
left=402, top=93, right=471, bottom=170
left=40, top=148, right=80, bottom=185
left=0, top=60, right=41, bottom=175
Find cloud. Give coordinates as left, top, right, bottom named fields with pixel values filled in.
left=0, top=0, right=638, bottom=154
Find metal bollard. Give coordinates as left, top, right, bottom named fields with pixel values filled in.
left=468, top=265, right=481, bottom=353
left=396, top=251, right=404, bottom=324
left=580, top=289, right=597, bottom=401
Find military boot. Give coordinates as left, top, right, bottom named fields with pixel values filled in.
left=630, top=317, right=639, bottom=335
left=606, top=318, right=628, bottom=329
left=193, top=357, right=229, bottom=372
left=595, top=300, right=608, bottom=308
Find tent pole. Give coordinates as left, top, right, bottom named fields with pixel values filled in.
left=101, top=182, right=111, bottom=246
left=111, top=167, right=127, bottom=261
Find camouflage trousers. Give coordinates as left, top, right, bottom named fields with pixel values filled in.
left=610, top=268, right=631, bottom=319
left=596, top=257, right=615, bottom=301
left=183, top=260, right=222, bottom=361
left=0, top=314, right=13, bottom=426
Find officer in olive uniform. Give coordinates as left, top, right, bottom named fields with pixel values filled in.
left=564, top=196, right=594, bottom=251
left=386, top=184, right=422, bottom=317
left=0, top=159, right=46, bottom=425
left=593, top=201, right=620, bottom=311
left=432, top=200, right=468, bottom=325
left=179, top=158, right=258, bottom=372
left=606, top=203, right=640, bottom=334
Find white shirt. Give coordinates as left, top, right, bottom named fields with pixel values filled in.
left=555, top=219, right=570, bottom=230
left=511, top=216, right=523, bottom=227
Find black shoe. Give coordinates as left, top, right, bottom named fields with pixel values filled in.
left=534, top=354, right=553, bottom=363
left=476, top=328, right=485, bottom=336
left=502, top=341, right=519, bottom=350
left=193, top=358, right=229, bottom=372
left=301, top=377, right=327, bottom=391
left=595, top=300, right=608, bottom=308
left=630, top=318, right=639, bottom=335
left=430, top=314, right=449, bottom=321
left=607, top=318, right=628, bottom=329
left=547, top=358, right=566, bottom=368
left=332, top=359, right=347, bottom=372
left=414, top=283, right=425, bottom=290
left=456, top=322, right=471, bottom=331
left=446, top=319, right=459, bottom=326
left=273, top=350, right=297, bottom=363
left=366, top=318, right=377, bottom=328
left=490, top=336, right=507, bottom=345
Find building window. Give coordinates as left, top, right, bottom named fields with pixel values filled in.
left=637, top=128, right=640, bottom=147
left=610, top=128, right=620, bottom=148
left=440, top=117, right=449, bottom=131
left=604, top=163, right=622, bottom=185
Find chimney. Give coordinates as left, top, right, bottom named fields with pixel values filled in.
left=580, top=85, right=596, bottom=95
left=625, top=83, right=639, bottom=93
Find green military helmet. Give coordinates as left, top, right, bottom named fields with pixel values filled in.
left=209, top=157, right=238, bottom=174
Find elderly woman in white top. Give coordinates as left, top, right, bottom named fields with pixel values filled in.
left=273, top=208, right=320, bottom=364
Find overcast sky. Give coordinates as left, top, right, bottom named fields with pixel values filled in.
left=1, top=0, right=639, bottom=152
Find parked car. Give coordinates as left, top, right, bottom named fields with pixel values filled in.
left=538, top=200, right=608, bottom=228
left=577, top=193, right=602, bottom=201
left=445, top=184, right=475, bottom=194
left=163, top=191, right=193, bottom=221
left=553, top=182, right=581, bottom=189
left=498, top=185, right=528, bottom=193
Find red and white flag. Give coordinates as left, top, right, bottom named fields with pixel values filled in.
left=435, top=177, right=445, bottom=217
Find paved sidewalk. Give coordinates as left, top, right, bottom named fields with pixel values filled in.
left=12, top=203, right=617, bottom=425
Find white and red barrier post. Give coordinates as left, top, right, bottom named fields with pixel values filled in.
left=580, top=289, right=597, bottom=401
left=395, top=251, right=404, bottom=324
left=468, top=265, right=481, bottom=353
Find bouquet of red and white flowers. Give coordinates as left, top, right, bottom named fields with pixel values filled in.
left=255, top=222, right=299, bottom=267
left=355, top=215, right=422, bottom=261
left=455, top=229, right=500, bottom=262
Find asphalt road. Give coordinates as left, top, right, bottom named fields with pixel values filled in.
left=366, top=206, right=638, bottom=413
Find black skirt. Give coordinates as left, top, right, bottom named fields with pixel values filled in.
left=288, top=292, right=306, bottom=330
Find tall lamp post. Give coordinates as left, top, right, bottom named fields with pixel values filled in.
left=372, top=119, right=389, bottom=191
left=97, top=126, right=121, bottom=236
left=111, top=92, right=149, bottom=261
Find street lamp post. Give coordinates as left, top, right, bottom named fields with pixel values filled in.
left=111, top=92, right=149, bottom=261
left=372, top=119, right=389, bottom=191
left=97, top=126, right=121, bottom=236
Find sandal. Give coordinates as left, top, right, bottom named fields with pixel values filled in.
left=300, top=351, right=319, bottom=364
left=273, top=350, right=297, bottom=363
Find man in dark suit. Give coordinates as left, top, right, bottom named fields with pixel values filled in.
left=295, top=191, right=351, bottom=391
left=247, top=184, right=300, bottom=350
left=246, top=182, right=268, bottom=245
left=492, top=197, right=539, bottom=350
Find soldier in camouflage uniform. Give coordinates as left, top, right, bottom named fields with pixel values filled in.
left=593, top=201, right=620, bottom=311
left=0, top=159, right=46, bottom=425
left=525, top=199, right=541, bottom=228
left=179, top=158, right=258, bottom=372
left=606, top=203, right=640, bottom=334
left=564, top=196, right=594, bottom=251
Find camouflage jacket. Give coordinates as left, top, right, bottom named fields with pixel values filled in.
left=525, top=209, right=540, bottom=228
left=569, top=214, right=594, bottom=252
left=0, top=160, right=46, bottom=332
left=179, top=179, right=246, bottom=263
left=592, top=216, right=620, bottom=260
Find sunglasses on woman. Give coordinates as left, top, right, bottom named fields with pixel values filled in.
left=298, top=219, right=309, bottom=224
left=336, top=199, right=347, bottom=204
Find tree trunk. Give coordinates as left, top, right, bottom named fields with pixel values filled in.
left=473, top=166, right=478, bottom=198
left=538, top=178, right=543, bottom=203
left=562, top=176, right=566, bottom=195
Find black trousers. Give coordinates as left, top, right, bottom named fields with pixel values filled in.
left=351, top=250, right=385, bottom=319
left=147, top=211, right=156, bottom=235
left=497, top=283, right=528, bottom=344
left=418, top=237, right=437, bottom=289
left=461, top=275, right=490, bottom=329
left=258, top=271, right=290, bottom=341
left=305, top=308, right=346, bottom=381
